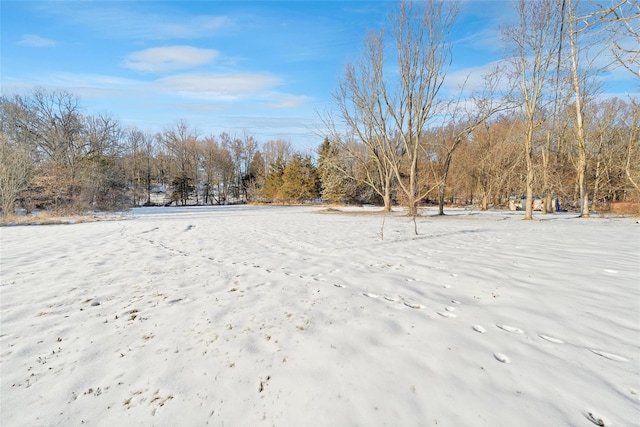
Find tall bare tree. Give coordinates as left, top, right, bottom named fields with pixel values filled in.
left=228, top=132, right=257, bottom=202
left=384, top=0, right=459, bottom=216
left=329, top=0, right=458, bottom=215
left=624, top=99, right=640, bottom=196
left=0, top=96, right=37, bottom=215
left=432, top=69, right=509, bottom=215
left=0, top=134, right=33, bottom=216
left=76, top=113, right=125, bottom=209
left=502, top=0, right=564, bottom=219
left=162, top=120, right=199, bottom=205
left=199, top=136, right=234, bottom=205
left=125, top=127, right=157, bottom=206
left=330, top=29, right=398, bottom=211
left=587, top=0, right=640, bottom=77
left=466, top=116, right=524, bottom=210
left=262, top=139, right=293, bottom=173
left=566, top=0, right=596, bottom=217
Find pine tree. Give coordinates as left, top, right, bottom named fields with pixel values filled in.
left=260, top=157, right=286, bottom=202
left=280, top=154, right=318, bottom=203
left=317, top=137, right=356, bottom=204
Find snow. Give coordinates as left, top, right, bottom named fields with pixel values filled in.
left=1, top=206, right=638, bottom=426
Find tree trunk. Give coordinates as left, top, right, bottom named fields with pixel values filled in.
left=382, top=180, right=393, bottom=212
left=438, top=150, right=455, bottom=216
left=541, top=132, right=553, bottom=214
left=438, top=184, right=446, bottom=215
left=524, top=121, right=535, bottom=220
left=568, top=0, right=590, bottom=218
left=407, top=156, right=418, bottom=217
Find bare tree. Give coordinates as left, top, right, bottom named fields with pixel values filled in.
left=588, top=98, right=638, bottom=204
left=502, top=0, right=564, bottom=220
left=624, top=99, right=640, bottom=195
left=246, top=150, right=267, bottom=202
left=432, top=69, right=509, bottom=215
left=199, top=136, right=234, bottom=205
left=6, top=89, right=85, bottom=207
left=0, top=134, right=33, bottom=216
left=329, top=0, right=458, bottom=215
left=467, top=116, right=525, bottom=210
left=1, top=89, right=128, bottom=211
left=610, top=0, right=640, bottom=76
left=228, top=132, right=258, bottom=202
left=330, top=29, right=399, bottom=211
left=28, top=89, right=86, bottom=192
left=587, top=0, right=640, bottom=77
left=320, top=131, right=397, bottom=209
left=0, top=96, right=37, bottom=215
left=566, top=0, right=597, bottom=217
left=162, top=120, right=199, bottom=205
left=124, top=127, right=157, bottom=206
left=383, top=0, right=459, bottom=216
left=262, top=139, right=293, bottom=172
left=76, top=113, right=125, bottom=210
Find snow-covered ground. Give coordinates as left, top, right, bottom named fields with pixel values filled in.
left=1, top=206, right=638, bottom=426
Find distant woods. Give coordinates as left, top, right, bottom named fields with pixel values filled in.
left=1, top=0, right=638, bottom=218
left=0, top=90, right=321, bottom=214
left=321, top=0, right=639, bottom=216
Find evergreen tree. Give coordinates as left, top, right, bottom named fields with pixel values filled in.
left=260, top=157, right=286, bottom=202
left=280, top=154, right=318, bottom=203
left=317, top=137, right=356, bottom=204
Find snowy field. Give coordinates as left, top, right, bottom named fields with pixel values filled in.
left=1, top=205, right=638, bottom=426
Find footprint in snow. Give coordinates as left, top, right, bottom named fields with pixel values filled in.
left=362, top=292, right=379, bottom=298
left=584, top=410, right=611, bottom=426
left=384, top=296, right=397, bottom=302
left=497, top=324, right=524, bottom=334
left=473, top=325, right=486, bottom=333
left=333, top=283, right=346, bottom=288
left=437, top=311, right=456, bottom=318
left=404, top=302, right=423, bottom=309
left=494, top=353, right=510, bottom=363
left=589, top=349, right=628, bottom=362
left=451, top=300, right=461, bottom=304
left=539, top=335, right=564, bottom=344
left=445, top=306, right=456, bottom=312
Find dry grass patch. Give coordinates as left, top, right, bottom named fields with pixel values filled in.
left=0, top=211, right=126, bottom=226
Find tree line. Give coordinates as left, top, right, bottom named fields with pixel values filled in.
left=321, top=0, right=638, bottom=218
left=0, top=90, right=323, bottom=215
left=1, top=0, right=638, bottom=218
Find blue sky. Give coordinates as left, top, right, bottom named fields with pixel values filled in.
left=1, top=1, right=637, bottom=151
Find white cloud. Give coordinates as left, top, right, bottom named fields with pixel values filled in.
left=123, top=46, right=219, bottom=73
left=156, top=73, right=281, bottom=101
left=1, top=72, right=150, bottom=100
left=266, top=94, right=313, bottom=108
left=18, top=34, right=56, bottom=48
left=444, top=60, right=512, bottom=96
